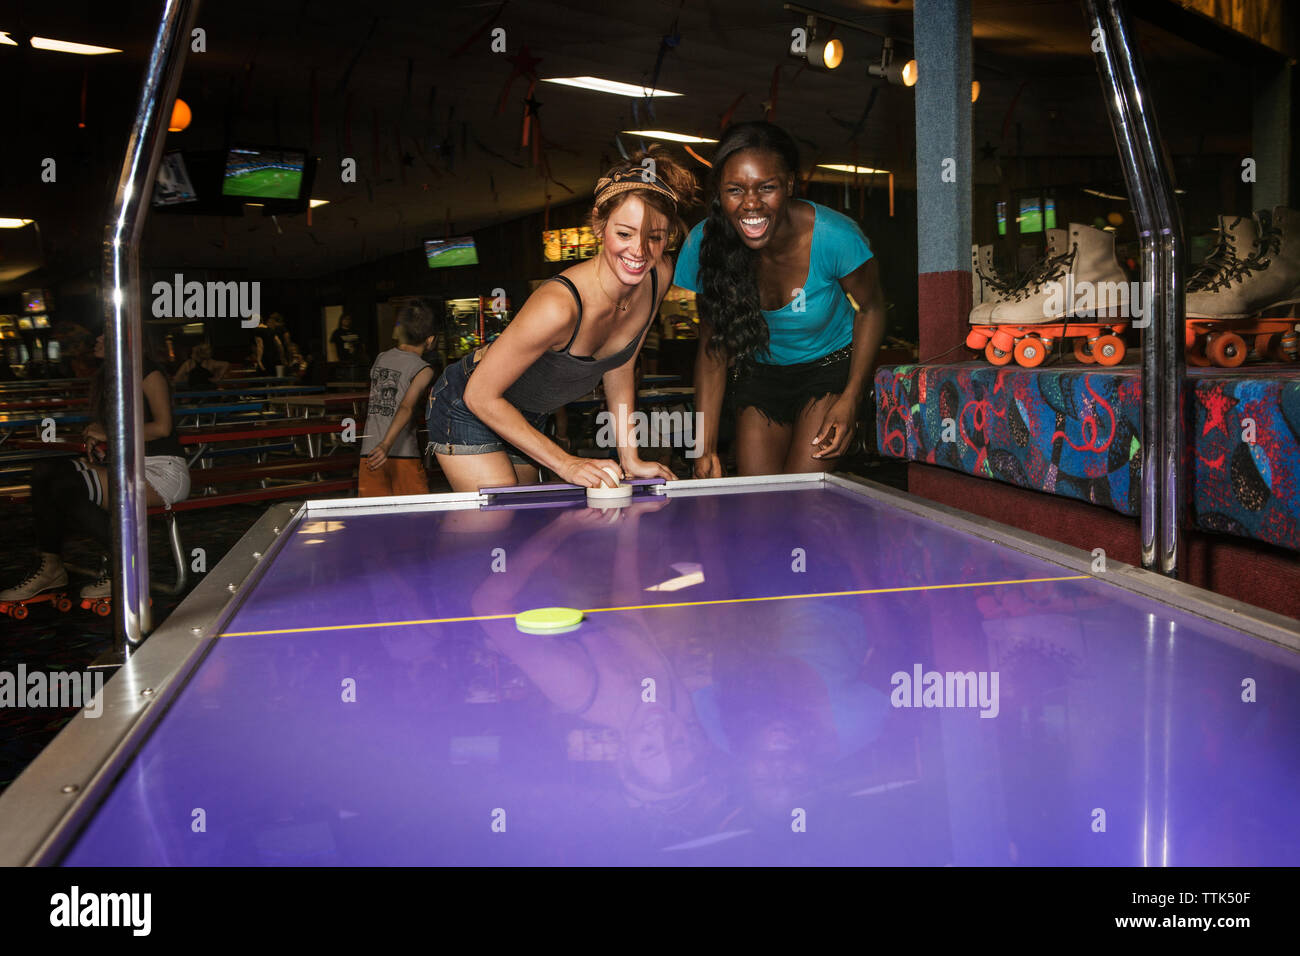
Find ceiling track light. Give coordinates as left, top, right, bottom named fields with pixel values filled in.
left=868, top=37, right=917, bottom=88
left=800, top=15, right=843, bottom=71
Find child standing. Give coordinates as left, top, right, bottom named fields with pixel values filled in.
left=359, top=302, right=436, bottom=497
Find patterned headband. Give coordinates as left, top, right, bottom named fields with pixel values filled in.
left=594, top=167, right=679, bottom=205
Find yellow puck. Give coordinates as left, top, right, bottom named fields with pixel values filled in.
left=515, top=607, right=585, bottom=634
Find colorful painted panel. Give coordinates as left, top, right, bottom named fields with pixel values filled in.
left=875, top=363, right=1300, bottom=552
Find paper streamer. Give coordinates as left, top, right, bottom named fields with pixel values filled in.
left=448, top=0, right=508, bottom=59
left=718, top=92, right=745, bottom=131
left=684, top=144, right=712, bottom=168
left=497, top=45, right=541, bottom=115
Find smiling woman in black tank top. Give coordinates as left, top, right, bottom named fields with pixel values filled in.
left=426, top=147, right=698, bottom=493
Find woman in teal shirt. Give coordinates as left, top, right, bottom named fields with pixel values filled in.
left=673, top=122, right=886, bottom=476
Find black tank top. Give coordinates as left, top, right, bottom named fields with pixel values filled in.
left=502, top=269, right=659, bottom=415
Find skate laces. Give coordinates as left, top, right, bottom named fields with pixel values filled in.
left=1246, top=217, right=1281, bottom=273
left=1188, top=224, right=1255, bottom=292
left=1007, top=247, right=1075, bottom=301
left=976, top=264, right=1016, bottom=296
left=15, top=556, right=55, bottom=587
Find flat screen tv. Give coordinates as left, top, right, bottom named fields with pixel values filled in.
left=153, top=151, right=199, bottom=207
left=1018, top=197, right=1043, bottom=234
left=424, top=237, right=479, bottom=269
left=222, top=147, right=306, bottom=201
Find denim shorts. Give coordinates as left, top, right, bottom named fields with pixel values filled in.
left=730, top=344, right=853, bottom=426
left=426, top=352, right=549, bottom=466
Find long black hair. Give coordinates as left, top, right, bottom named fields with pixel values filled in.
left=698, top=122, right=801, bottom=362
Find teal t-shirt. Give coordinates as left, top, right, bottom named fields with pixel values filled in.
left=671, top=200, right=874, bottom=365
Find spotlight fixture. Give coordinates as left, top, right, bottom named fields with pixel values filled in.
left=801, top=15, right=843, bottom=71
left=868, top=37, right=917, bottom=87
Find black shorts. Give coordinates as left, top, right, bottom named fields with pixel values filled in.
left=730, top=345, right=852, bottom=426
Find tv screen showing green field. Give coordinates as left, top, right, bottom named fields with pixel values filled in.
left=222, top=148, right=305, bottom=200
left=425, top=237, right=479, bottom=268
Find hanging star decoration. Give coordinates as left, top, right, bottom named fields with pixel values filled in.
left=522, top=84, right=543, bottom=165
left=497, top=45, right=542, bottom=115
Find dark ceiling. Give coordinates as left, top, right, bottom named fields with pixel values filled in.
left=0, top=0, right=1271, bottom=292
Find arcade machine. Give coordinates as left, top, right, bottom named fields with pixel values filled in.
left=1, top=315, right=21, bottom=377
left=16, top=289, right=57, bottom=378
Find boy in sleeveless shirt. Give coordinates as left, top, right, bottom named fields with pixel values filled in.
left=359, top=303, right=436, bottom=497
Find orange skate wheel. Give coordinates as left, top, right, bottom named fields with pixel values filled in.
left=1073, top=338, right=1097, bottom=364
left=1185, top=325, right=1199, bottom=350
left=966, top=329, right=990, bottom=350
left=56, top=596, right=72, bottom=612
left=12, top=603, right=29, bottom=620
left=1206, top=332, right=1246, bottom=368
left=1253, top=333, right=1276, bottom=360
left=1186, top=337, right=1211, bottom=367
left=1014, top=336, right=1048, bottom=368
left=1276, top=331, right=1298, bottom=361
left=94, top=601, right=111, bottom=617
left=990, top=328, right=1017, bottom=353
left=985, top=341, right=1014, bottom=366
left=1093, top=334, right=1125, bottom=366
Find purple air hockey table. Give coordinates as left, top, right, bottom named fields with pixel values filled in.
left=2, top=473, right=1297, bottom=866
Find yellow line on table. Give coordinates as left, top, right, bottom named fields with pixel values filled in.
left=221, top=574, right=1090, bottom=637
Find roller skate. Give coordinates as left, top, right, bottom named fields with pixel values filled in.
left=0, top=553, right=73, bottom=620
left=79, top=559, right=113, bottom=617
left=1185, top=208, right=1300, bottom=367
left=970, top=242, right=1019, bottom=316
left=968, top=224, right=1131, bottom=367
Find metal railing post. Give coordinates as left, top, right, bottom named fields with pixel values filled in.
left=94, top=0, right=202, bottom=668
left=1084, top=0, right=1186, bottom=577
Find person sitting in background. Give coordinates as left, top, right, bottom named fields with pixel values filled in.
left=0, top=335, right=191, bottom=605
left=331, top=315, right=362, bottom=365
left=172, top=343, right=229, bottom=389
left=359, top=303, right=436, bottom=497
left=286, top=342, right=308, bottom=376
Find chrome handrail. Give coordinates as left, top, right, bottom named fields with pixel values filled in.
left=97, top=0, right=202, bottom=666
left=1085, top=0, right=1186, bottom=577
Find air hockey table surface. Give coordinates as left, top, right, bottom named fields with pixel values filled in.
left=2, top=473, right=1297, bottom=866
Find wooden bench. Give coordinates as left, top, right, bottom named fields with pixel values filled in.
left=148, top=456, right=358, bottom=594
left=180, top=418, right=350, bottom=464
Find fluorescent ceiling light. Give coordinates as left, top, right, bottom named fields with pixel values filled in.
left=309, top=198, right=329, bottom=208
left=818, top=163, right=890, bottom=175
left=542, top=77, right=681, bottom=98
left=30, top=36, right=121, bottom=55
left=0, top=218, right=33, bottom=228
left=622, top=130, right=717, bottom=144
left=0, top=32, right=18, bottom=46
